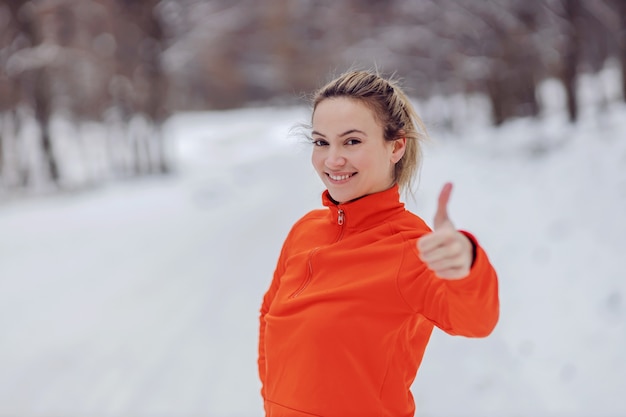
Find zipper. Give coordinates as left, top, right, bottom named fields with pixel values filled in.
left=289, top=207, right=346, bottom=299
left=337, top=209, right=344, bottom=225
left=336, top=208, right=346, bottom=241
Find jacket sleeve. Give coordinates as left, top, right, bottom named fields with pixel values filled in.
left=258, top=233, right=291, bottom=400
left=398, top=231, right=500, bottom=338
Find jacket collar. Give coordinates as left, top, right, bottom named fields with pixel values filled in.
left=321, top=184, right=406, bottom=230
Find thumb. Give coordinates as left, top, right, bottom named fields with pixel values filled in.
left=433, top=182, right=453, bottom=230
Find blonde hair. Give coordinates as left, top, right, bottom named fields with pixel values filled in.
left=312, top=70, right=428, bottom=194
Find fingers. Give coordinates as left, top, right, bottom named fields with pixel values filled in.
left=433, top=182, right=453, bottom=230
left=431, top=266, right=470, bottom=279
left=417, top=229, right=472, bottom=280
left=419, top=245, right=465, bottom=270
left=418, top=234, right=467, bottom=269
left=417, top=225, right=456, bottom=253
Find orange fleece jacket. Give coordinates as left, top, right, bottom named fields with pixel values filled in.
left=258, top=185, right=499, bottom=417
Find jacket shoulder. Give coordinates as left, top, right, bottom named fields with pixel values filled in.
left=286, top=208, right=328, bottom=238
left=391, top=209, right=432, bottom=237
left=299, top=208, right=328, bottom=220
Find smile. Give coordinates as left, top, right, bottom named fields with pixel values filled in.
left=327, top=172, right=356, bottom=182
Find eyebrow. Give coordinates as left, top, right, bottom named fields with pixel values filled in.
left=311, top=129, right=367, bottom=138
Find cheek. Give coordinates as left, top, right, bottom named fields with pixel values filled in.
left=373, top=152, right=394, bottom=175
left=359, top=150, right=386, bottom=172
left=311, top=149, right=323, bottom=169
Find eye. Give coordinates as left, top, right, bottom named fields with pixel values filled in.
left=312, top=139, right=328, bottom=146
left=346, top=138, right=361, bottom=145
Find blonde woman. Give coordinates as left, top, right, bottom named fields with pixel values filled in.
left=258, top=70, right=499, bottom=417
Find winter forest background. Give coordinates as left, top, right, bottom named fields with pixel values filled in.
left=1, top=1, right=626, bottom=417
left=1, top=0, right=625, bottom=190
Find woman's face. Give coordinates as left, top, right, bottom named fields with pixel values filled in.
left=311, top=97, right=405, bottom=203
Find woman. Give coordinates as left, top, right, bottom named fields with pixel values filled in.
left=258, top=70, right=499, bottom=417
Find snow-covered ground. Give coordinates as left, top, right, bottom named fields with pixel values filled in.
left=1, top=79, right=625, bottom=416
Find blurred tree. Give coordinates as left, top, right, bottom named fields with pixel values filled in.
left=1, top=1, right=33, bottom=188
left=0, top=2, right=23, bottom=186
left=410, top=0, right=543, bottom=125
left=109, top=0, right=170, bottom=175
left=14, top=1, right=60, bottom=184
left=542, top=0, right=624, bottom=121
left=142, top=0, right=170, bottom=173
left=562, top=0, right=583, bottom=122
left=479, top=0, right=542, bottom=124
left=610, top=0, right=626, bottom=101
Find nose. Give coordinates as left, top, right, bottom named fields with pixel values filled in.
left=325, top=145, right=346, bottom=169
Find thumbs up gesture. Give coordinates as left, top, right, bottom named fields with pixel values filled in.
left=417, top=182, right=474, bottom=280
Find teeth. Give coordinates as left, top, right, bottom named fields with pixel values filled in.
left=329, top=173, right=351, bottom=181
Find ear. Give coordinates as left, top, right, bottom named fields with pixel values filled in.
left=390, top=137, right=406, bottom=163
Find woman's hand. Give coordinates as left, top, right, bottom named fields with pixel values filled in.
left=417, top=182, right=474, bottom=280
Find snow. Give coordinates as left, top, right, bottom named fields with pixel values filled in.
left=1, top=75, right=625, bottom=416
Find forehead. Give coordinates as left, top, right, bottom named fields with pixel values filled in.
left=312, top=97, right=382, bottom=132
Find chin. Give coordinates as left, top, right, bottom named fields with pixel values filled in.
left=328, top=189, right=358, bottom=204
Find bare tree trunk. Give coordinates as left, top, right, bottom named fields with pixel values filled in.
left=33, top=68, right=59, bottom=182
left=486, top=73, right=506, bottom=126
left=0, top=124, right=4, bottom=189
left=19, top=3, right=60, bottom=184
left=0, top=108, right=29, bottom=188
left=562, top=0, right=582, bottom=122
left=111, top=0, right=170, bottom=176
left=622, top=42, right=626, bottom=103
left=0, top=113, right=4, bottom=178
left=616, top=0, right=626, bottom=102
left=141, top=0, right=169, bottom=174
left=3, top=1, right=27, bottom=188
left=132, top=126, right=146, bottom=175
left=152, top=126, right=168, bottom=174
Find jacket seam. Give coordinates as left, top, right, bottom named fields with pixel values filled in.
left=395, top=230, right=421, bottom=315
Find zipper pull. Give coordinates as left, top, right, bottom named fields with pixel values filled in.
left=337, top=209, right=344, bottom=225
